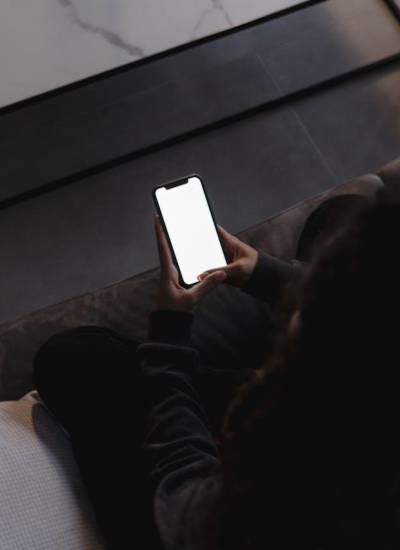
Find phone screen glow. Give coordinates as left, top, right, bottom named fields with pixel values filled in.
left=155, top=176, right=227, bottom=285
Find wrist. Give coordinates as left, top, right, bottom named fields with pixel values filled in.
left=238, top=249, right=259, bottom=287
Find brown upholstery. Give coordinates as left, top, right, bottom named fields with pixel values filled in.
left=1, top=159, right=397, bottom=401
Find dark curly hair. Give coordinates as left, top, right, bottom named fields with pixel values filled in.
left=214, top=188, right=400, bottom=549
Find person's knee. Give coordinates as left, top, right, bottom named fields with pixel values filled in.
left=34, top=325, right=138, bottom=398
left=34, top=326, right=110, bottom=392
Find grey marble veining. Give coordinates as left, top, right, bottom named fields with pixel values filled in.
left=57, top=0, right=144, bottom=58
left=191, top=0, right=233, bottom=40
left=0, top=0, right=307, bottom=108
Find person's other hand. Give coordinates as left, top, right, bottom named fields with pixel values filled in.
left=155, top=215, right=227, bottom=313
left=199, top=226, right=258, bottom=288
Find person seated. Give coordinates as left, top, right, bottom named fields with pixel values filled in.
left=34, top=189, right=400, bottom=549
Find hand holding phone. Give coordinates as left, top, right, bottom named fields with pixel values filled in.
left=155, top=215, right=226, bottom=312
left=198, top=226, right=259, bottom=288
left=154, top=175, right=227, bottom=286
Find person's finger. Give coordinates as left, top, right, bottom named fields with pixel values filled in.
left=190, top=270, right=227, bottom=301
left=217, top=225, right=240, bottom=262
left=198, top=262, right=239, bottom=281
left=217, top=225, right=240, bottom=246
left=154, top=215, right=174, bottom=274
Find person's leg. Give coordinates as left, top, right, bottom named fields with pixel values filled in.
left=34, top=326, right=162, bottom=550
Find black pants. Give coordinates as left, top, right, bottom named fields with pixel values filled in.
left=34, top=326, right=162, bottom=550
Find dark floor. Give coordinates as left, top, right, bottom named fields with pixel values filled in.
left=1, top=0, right=400, bottom=323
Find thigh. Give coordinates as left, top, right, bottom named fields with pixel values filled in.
left=34, top=326, right=141, bottom=434
left=34, top=327, right=161, bottom=549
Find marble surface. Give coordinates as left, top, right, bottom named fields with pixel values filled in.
left=0, top=0, right=307, bottom=108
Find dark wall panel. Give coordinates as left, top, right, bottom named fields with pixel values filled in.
left=294, top=62, right=400, bottom=179
left=259, top=0, right=400, bottom=93
left=0, top=54, right=278, bottom=203
left=0, top=107, right=336, bottom=323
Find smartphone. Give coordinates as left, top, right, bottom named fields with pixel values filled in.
left=153, top=175, right=227, bottom=286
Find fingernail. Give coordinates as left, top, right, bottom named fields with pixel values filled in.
left=198, top=273, right=206, bottom=281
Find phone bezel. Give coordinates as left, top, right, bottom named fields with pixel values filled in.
left=152, top=174, right=227, bottom=288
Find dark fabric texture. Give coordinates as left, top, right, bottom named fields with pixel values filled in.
left=0, top=170, right=386, bottom=401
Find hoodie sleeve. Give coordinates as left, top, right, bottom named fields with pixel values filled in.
left=137, top=310, right=220, bottom=548
left=242, top=251, right=303, bottom=307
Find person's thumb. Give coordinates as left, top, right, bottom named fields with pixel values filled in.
left=198, top=263, right=237, bottom=281
left=190, top=270, right=227, bottom=301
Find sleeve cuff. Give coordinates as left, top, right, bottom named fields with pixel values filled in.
left=242, top=251, right=296, bottom=305
left=148, top=310, right=194, bottom=346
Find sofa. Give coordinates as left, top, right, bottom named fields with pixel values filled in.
left=0, top=157, right=399, bottom=549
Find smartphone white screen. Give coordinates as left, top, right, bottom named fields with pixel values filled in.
left=155, top=176, right=227, bottom=285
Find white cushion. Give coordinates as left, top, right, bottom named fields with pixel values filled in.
left=0, top=392, right=104, bottom=550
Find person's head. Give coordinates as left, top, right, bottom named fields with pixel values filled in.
left=218, top=188, right=400, bottom=549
